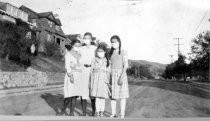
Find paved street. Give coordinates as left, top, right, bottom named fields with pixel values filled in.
left=0, top=77, right=209, bottom=118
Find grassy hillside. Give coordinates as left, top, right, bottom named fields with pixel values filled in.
left=0, top=55, right=65, bottom=72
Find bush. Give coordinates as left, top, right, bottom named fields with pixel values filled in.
left=0, top=19, right=37, bottom=67
left=44, top=41, right=60, bottom=57
left=52, top=49, right=63, bottom=61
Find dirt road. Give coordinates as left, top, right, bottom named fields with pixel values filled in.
left=0, top=77, right=209, bottom=118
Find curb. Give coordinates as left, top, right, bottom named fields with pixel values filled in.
left=0, top=84, right=63, bottom=98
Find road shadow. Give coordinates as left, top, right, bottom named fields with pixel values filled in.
left=40, top=93, right=93, bottom=116
left=129, top=80, right=210, bottom=99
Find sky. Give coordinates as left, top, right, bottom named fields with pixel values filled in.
left=2, top=0, right=210, bottom=64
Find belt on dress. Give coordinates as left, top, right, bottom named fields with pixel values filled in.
left=84, top=64, right=91, bottom=68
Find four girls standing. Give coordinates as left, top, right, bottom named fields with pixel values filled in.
left=61, top=33, right=129, bottom=118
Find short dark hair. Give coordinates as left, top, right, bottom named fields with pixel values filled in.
left=84, top=32, right=93, bottom=39
left=71, top=39, right=80, bottom=46
left=65, top=39, right=80, bottom=51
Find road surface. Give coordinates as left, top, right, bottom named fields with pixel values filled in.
left=0, top=77, right=209, bottom=118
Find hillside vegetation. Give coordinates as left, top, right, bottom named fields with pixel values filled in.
left=0, top=55, right=65, bottom=73
left=128, top=59, right=166, bottom=79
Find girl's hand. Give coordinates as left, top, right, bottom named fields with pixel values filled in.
left=106, top=83, right=111, bottom=88
left=67, top=73, right=72, bottom=77
left=118, top=75, right=124, bottom=86
left=117, top=78, right=123, bottom=86
left=67, top=73, right=74, bottom=83
left=70, top=76, right=74, bottom=83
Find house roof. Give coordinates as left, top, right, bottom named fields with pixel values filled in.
left=66, top=34, right=80, bottom=41
left=55, top=19, right=62, bottom=26
left=19, top=5, right=38, bottom=19
left=19, top=5, right=61, bottom=26
left=38, top=12, right=60, bottom=25
left=55, top=29, right=66, bottom=38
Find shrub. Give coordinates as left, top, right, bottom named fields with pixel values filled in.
left=52, top=49, right=63, bottom=61
left=0, top=19, right=37, bottom=67
left=44, top=41, right=61, bottom=57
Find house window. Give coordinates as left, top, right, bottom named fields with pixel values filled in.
left=55, top=25, right=60, bottom=31
left=56, top=38, right=60, bottom=45
left=48, top=20, right=53, bottom=27
left=47, top=34, right=51, bottom=42
left=26, top=32, right=31, bottom=39
left=32, top=19, right=37, bottom=26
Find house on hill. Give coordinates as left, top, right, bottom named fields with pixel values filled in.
left=19, top=5, right=70, bottom=55
left=0, top=2, right=34, bottom=27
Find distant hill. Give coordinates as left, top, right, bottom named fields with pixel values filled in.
left=128, top=59, right=167, bottom=78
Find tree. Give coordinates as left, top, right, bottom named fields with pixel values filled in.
left=44, top=41, right=60, bottom=57
left=138, top=64, right=153, bottom=79
left=189, top=31, right=210, bottom=82
left=163, top=54, right=190, bottom=81
left=0, top=19, right=37, bottom=67
left=174, top=54, right=188, bottom=81
left=164, top=62, right=176, bottom=79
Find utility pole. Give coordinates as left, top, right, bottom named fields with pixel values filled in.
left=174, top=37, right=184, bottom=56
left=169, top=55, right=174, bottom=63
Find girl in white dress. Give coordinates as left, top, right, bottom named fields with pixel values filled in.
left=58, top=39, right=81, bottom=116
left=79, top=32, right=97, bottom=116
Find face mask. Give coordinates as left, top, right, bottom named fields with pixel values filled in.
left=97, top=52, right=105, bottom=58
left=83, top=39, right=91, bottom=45
left=112, top=42, right=119, bottom=49
left=73, top=47, right=79, bottom=51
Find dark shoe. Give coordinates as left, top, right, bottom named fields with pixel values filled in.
left=92, top=111, right=95, bottom=116
left=56, top=111, right=64, bottom=116
left=69, top=113, right=74, bottom=116
left=96, top=112, right=100, bottom=117
left=56, top=110, right=68, bottom=116
left=110, top=114, right=117, bottom=118
left=100, top=111, right=104, bottom=117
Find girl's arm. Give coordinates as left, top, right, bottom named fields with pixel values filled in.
left=65, top=53, right=74, bottom=83
left=118, top=50, right=128, bottom=84
left=65, top=53, right=72, bottom=75
left=105, top=64, right=111, bottom=84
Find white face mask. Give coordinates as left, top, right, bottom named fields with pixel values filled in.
left=73, top=47, right=79, bottom=51
left=83, top=39, right=91, bottom=45
left=97, top=52, right=105, bottom=58
left=112, top=42, right=119, bottom=49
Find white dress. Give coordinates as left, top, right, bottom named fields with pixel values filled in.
left=79, top=45, right=97, bottom=99
left=64, top=52, right=82, bottom=98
